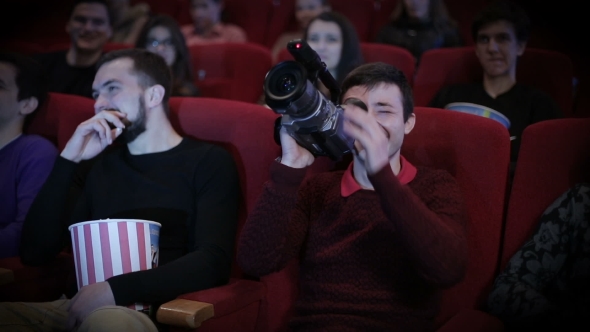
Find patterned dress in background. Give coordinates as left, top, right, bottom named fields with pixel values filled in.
left=487, top=183, right=590, bottom=331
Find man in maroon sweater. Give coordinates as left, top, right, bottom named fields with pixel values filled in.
left=238, top=62, right=468, bottom=331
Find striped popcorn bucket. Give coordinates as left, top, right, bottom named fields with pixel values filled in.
left=68, top=219, right=161, bottom=311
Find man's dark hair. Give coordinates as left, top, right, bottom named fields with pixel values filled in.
left=471, top=0, right=531, bottom=43
left=97, top=48, right=173, bottom=110
left=70, top=0, right=113, bottom=26
left=0, top=52, right=48, bottom=125
left=340, top=62, right=414, bottom=122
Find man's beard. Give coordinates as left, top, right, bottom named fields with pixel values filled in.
left=123, top=97, right=147, bottom=144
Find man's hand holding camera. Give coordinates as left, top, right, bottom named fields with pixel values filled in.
left=342, top=102, right=390, bottom=175
left=279, top=126, right=315, bottom=168
left=61, top=110, right=128, bottom=163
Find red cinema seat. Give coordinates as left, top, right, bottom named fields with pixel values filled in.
left=500, top=117, right=590, bottom=270
left=263, top=0, right=298, bottom=48
left=222, top=0, right=275, bottom=45
left=26, top=92, right=94, bottom=148
left=413, top=46, right=575, bottom=117
left=359, top=42, right=416, bottom=85
left=330, top=0, right=376, bottom=42
left=404, top=107, right=509, bottom=330
left=132, top=0, right=191, bottom=25
left=55, top=95, right=281, bottom=332
left=188, top=43, right=273, bottom=104
left=103, top=42, right=133, bottom=53
left=57, top=94, right=320, bottom=332
left=151, top=97, right=281, bottom=332
left=254, top=107, right=510, bottom=332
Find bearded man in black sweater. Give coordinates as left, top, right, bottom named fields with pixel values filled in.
left=0, top=49, right=240, bottom=332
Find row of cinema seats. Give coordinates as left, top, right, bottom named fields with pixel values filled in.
left=134, top=0, right=488, bottom=47
left=1, top=92, right=589, bottom=331
left=6, top=39, right=582, bottom=118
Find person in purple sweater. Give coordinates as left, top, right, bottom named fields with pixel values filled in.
left=238, top=62, right=468, bottom=331
left=0, top=52, right=58, bottom=259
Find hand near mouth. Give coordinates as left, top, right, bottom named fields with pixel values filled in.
left=61, top=110, right=129, bottom=163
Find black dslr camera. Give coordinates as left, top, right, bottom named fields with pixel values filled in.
left=263, top=39, right=354, bottom=160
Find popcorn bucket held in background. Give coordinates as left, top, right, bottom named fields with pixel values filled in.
left=68, top=219, right=161, bottom=311
left=444, top=102, right=511, bottom=129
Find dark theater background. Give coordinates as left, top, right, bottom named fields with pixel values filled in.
left=0, top=0, right=587, bottom=114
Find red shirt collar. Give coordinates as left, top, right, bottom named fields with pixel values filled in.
left=341, top=156, right=417, bottom=197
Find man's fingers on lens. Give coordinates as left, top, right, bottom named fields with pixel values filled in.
left=342, top=97, right=368, bottom=111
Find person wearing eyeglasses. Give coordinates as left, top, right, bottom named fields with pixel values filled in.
left=136, top=14, right=200, bottom=97
left=33, top=0, right=113, bottom=99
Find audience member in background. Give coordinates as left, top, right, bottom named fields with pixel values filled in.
left=0, top=49, right=239, bottom=331
left=0, top=52, right=58, bottom=259
left=259, top=11, right=362, bottom=106
left=486, top=182, right=590, bottom=331
left=34, top=0, right=112, bottom=99
left=136, top=14, right=200, bottom=97
left=181, top=0, right=247, bottom=45
left=239, top=62, right=468, bottom=331
left=304, top=11, right=364, bottom=98
left=375, top=0, right=462, bottom=64
left=270, top=0, right=331, bottom=62
left=107, top=0, right=151, bottom=45
left=428, top=0, right=561, bottom=164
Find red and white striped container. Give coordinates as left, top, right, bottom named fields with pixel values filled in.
left=68, top=219, right=161, bottom=311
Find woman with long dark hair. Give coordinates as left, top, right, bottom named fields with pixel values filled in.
left=304, top=11, right=364, bottom=99
left=136, top=14, right=200, bottom=97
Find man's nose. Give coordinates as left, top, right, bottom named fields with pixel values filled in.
left=94, top=95, right=110, bottom=113
left=83, top=19, right=95, bottom=30
left=487, top=39, right=499, bottom=52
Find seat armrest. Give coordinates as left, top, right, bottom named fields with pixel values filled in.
left=437, top=309, right=504, bottom=332
left=0, top=268, right=14, bottom=286
left=156, top=299, right=214, bottom=328
left=156, top=278, right=265, bottom=328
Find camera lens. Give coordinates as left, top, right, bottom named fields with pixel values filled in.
left=264, top=60, right=322, bottom=119
left=264, top=61, right=307, bottom=100
left=277, top=74, right=297, bottom=94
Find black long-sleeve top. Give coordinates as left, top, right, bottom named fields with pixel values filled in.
left=20, top=138, right=240, bottom=306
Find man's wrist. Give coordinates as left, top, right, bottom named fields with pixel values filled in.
left=279, top=156, right=310, bottom=169
left=60, top=150, right=80, bottom=163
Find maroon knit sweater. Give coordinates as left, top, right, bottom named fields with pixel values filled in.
left=237, top=161, right=468, bottom=332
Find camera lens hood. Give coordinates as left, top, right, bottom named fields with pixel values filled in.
left=264, top=61, right=308, bottom=103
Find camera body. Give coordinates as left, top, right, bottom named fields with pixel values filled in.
left=263, top=39, right=353, bottom=160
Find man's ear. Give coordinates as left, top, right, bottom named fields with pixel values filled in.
left=105, top=25, right=113, bottom=40
left=18, top=97, right=39, bottom=116
left=517, top=41, right=527, bottom=56
left=145, top=84, right=165, bottom=108
left=404, top=112, right=416, bottom=135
